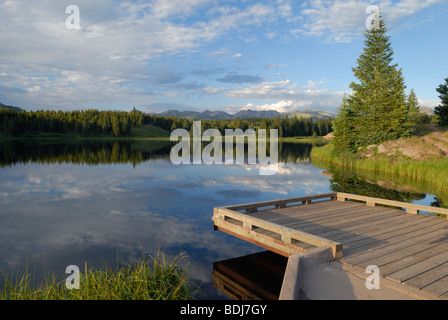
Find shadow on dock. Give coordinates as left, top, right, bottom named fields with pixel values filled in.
left=212, top=251, right=287, bottom=300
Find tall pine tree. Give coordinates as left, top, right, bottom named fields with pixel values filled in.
left=435, top=77, right=448, bottom=126
left=331, top=95, right=356, bottom=154
left=407, top=89, right=423, bottom=123
left=332, top=9, right=408, bottom=153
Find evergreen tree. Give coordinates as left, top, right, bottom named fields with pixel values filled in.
left=333, top=11, right=408, bottom=152
left=407, top=89, right=419, bottom=114
left=122, top=115, right=131, bottom=136
left=331, top=96, right=356, bottom=154
left=111, top=115, right=121, bottom=137
left=81, top=118, right=91, bottom=137
left=435, top=77, right=448, bottom=126
left=407, top=89, right=424, bottom=124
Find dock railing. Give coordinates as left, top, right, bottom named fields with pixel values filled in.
left=222, top=192, right=338, bottom=212
left=336, top=193, right=448, bottom=217
left=214, top=193, right=343, bottom=258
left=213, top=192, right=448, bottom=260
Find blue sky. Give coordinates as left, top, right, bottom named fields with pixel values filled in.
left=0, top=0, right=447, bottom=114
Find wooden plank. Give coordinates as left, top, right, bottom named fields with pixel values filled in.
left=277, top=205, right=395, bottom=230
left=387, top=250, right=448, bottom=283
left=300, top=206, right=399, bottom=226
left=262, top=203, right=377, bottom=227
left=358, top=239, right=448, bottom=273
left=405, top=262, right=448, bottom=289
left=318, top=214, right=423, bottom=243
left=342, top=221, right=448, bottom=256
left=342, top=225, right=447, bottom=264
left=343, top=226, right=448, bottom=267
left=250, top=204, right=342, bottom=224
left=321, top=212, right=432, bottom=240
left=246, top=200, right=356, bottom=221
left=338, top=217, right=442, bottom=246
left=284, top=207, right=405, bottom=237
left=329, top=219, right=438, bottom=253
left=380, top=242, right=448, bottom=276
left=312, top=211, right=416, bottom=239
left=422, top=275, right=448, bottom=297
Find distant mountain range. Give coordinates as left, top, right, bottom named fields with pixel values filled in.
left=0, top=102, right=333, bottom=119
left=0, top=101, right=435, bottom=120
left=0, top=102, right=22, bottom=112
left=419, top=106, right=434, bottom=115
left=157, top=109, right=334, bottom=120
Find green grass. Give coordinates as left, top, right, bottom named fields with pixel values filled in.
left=279, top=136, right=329, bottom=144
left=0, top=252, right=198, bottom=300
left=0, top=125, right=330, bottom=142
left=130, top=124, right=171, bottom=138
left=0, top=124, right=172, bottom=141
left=311, top=145, right=448, bottom=195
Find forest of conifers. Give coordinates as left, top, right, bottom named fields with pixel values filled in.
left=0, top=107, right=333, bottom=138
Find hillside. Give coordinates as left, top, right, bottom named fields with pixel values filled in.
left=287, top=109, right=334, bottom=119
left=0, top=102, right=22, bottom=112
left=358, top=123, right=448, bottom=161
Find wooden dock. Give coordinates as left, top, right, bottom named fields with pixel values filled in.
left=212, top=192, right=448, bottom=299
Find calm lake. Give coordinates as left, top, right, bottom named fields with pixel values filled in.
left=0, top=140, right=444, bottom=299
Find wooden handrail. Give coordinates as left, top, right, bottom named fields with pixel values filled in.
left=222, top=192, right=338, bottom=212
left=337, top=193, right=448, bottom=217
left=221, top=191, right=448, bottom=217
left=213, top=207, right=343, bottom=259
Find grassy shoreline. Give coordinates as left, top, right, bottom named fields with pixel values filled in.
left=0, top=132, right=328, bottom=143
left=1, top=252, right=197, bottom=300
left=311, top=145, right=448, bottom=195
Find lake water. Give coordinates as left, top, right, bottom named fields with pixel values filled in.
left=0, top=140, right=442, bottom=299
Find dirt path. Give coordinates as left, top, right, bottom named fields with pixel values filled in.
left=421, top=124, right=448, bottom=156
left=422, top=134, right=448, bottom=156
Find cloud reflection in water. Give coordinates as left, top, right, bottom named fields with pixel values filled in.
left=0, top=147, right=331, bottom=298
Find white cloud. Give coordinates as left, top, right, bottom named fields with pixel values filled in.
left=223, top=79, right=346, bottom=112
left=418, top=97, right=439, bottom=108
left=222, top=163, right=331, bottom=195
left=303, top=79, right=327, bottom=89
left=298, top=0, right=448, bottom=43
left=228, top=100, right=296, bottom=113
left=265, top=63, right=287, bottom=70
left=146, top=0, right=210, bottom=20
left=0, top=0, right=444, bottom=109
left=0, top=1, right=286, bottom=109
